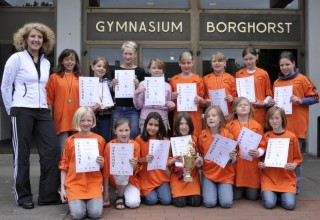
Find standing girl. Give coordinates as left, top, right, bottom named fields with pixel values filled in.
left=133, top=58, right=175, bottom=132
left=198, top=106, right=237, bottom=208
left=112, top=41, right=147, bottom=139
left=59, top=107, right=105, bottom=219
left=259, top=107, right=303, bottom=210
left=268, top=51, right=318, bottom=193
left=170, top=51, right=205, bottom=135
left=90, top=57, right=114, bottom=142
left=46, top=49, right=81, bottom=151
left=203, top=52, right=236, bottom=116
left=226, top=97, right=266, bottom=201
left=135, top=112, right=172, bottom=205
left=103, top=118, right=141, bottom=210
left=236, top=47, right=273, bottom=127
left=168, top=112, right=202, bottom=207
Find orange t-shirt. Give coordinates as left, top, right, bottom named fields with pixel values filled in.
left=169, top=135, right=201, bottom=198
left=226, top=119, right=266, bottom=188
left=236, top=68, right=272, bottom=128
left=273, top=73, right=318, bottom=139
left=46, top=73, right=80, bottom=134
left=203, top=72, right=236, bottom=115
left=261, top=130, right=303, bottom=193
left=103, top=139, right=141, bottom=190
left=59, top=133, right=105, bottom=201
left=135, top=135, right=170, bottom=196
left=198, top=128, right=235, bottom=184
left=170, top=73, right=205, bottom=136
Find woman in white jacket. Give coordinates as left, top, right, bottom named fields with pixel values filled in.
left=1, top=23, right=61, bottom=209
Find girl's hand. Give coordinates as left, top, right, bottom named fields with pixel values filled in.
left=91, top=103, right=101, bottom=112
left=171, top=92, right=179, bottom=100
left=225, top=95, right=234, bottom=103
left=165, top=101, right=175, bottom=110
left=60, top=187, right=68, bottom=203
left=134, top=86, right=145, bottom=95
left=129, top=158, right=138, bottom=169
left=205, top=99, right=211, bottom=107
left=141, top=155, right=154, bottom=163
left=267, top=98, right=276, bottom=107
left=285, top=163, right=297, bottom=170
left=112, top=78, right=119, bottom=88
left=252, top=99, right=266, bottom=108
left=195, top=156, right=203, bottom=168
left=96, top=156, right=104, bottom=168
left=134, top=79, right=139, bottom=89
left=290, top=95, right=302, bottom=104
left=249, top=149, right=260, bottom=158
left=174, top=155, right=183, bottom=163
left=194, top=95, right=205, bottom=105
left=258, top=162, right=266, bottom=169
left=229, top=149, right=238, bottom=159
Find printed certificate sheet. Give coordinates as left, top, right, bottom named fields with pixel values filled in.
left=100, top=82, right=114, bottom=108
left=264, top=138, right=290, bottom=168
left=236, top=76, right=256, bottom=102
left=170, top=135, right=193, bottom=167
left=237, top=127, right=262, bottom=161
left=274, top=86, right=293, bottom=115
left=209, top=88, right=229, bottom=116
left=147, top=140, right=170, bottom=171
left=145, top=77, right=166, bottom=106
left=79, top=77, right=99, bottom=106
left=75, top=138, right=99, bottom=173
left=204, top=134, right=237, bottom=168
left=114, top=70, right=135, bottom=98
left=110, top=143, right=134, bottom=175
left=177, top=83, right=197, bottom=112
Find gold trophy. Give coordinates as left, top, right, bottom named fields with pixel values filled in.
left=183, top=141, right=196, bottom=182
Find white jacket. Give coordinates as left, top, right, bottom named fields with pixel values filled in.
left=1, top=50, right=50, bottom=115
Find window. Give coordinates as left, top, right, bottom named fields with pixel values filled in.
left=200, top=0, right=299, bottom=9
left=89, top=0, right=189, bottom=9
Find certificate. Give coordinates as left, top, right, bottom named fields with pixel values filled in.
left=209, top=88, right=229, bottom=116
left=100, top=81, right=114, bottom=108
left=264, top=138, right=290, bottom=168
left=236, top=76, right=256, bottom=102
left=170, top=135, right=192, bottom=167
left=147, top=140, right=170, bottom=171
left=110, top=143, right=134, bottom=175
left=274, top=86, right=293, bottom=115
left=237, top=127, right=262, bottom=161
left=145, top=77, right=166, bottom=106
left=114, top=70, right=135, bottom=98
left=177, top=83, right=197, bottom=112
left=204, top=134, right=237, bottom=168
left=79, top=77, right=99, bottom=106
left=74, top=138, right=100, bottom=173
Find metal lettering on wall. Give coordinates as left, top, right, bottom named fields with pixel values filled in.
left=87, top=13, right=190, bottom=41
left=200, top=13, right=301, bottom=41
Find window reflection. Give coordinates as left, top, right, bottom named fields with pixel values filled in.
left=200, top=0, right=299, bottom=9
left=89, top=0, right=189, bottom=9
left=0, top=0, right=54, bottom=7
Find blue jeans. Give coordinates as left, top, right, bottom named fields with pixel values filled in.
left=112, top=106, right=140, bottom=139
left=202, top=175, right=233, bottom=208
left=69, top=198, right=103, bottom=219
left=262, top=191, right=296, bottom=210
left=92, top=117, right=111, bottom=142
left=143, top=182, right=171, bottom=205
left=294, top=138, right=304, bottom=194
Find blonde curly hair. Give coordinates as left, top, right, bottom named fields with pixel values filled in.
left=13, top=22, right=55, bottom=54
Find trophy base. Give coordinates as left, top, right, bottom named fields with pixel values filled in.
left=183, top=176, right=193, bottom=182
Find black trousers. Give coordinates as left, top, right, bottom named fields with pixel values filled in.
left=10, top=107, right=61, bottom=205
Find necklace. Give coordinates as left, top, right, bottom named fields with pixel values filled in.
left=64, top=74, right=74, bottom=104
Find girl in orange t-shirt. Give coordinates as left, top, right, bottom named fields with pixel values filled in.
left=258, top=107, right=302, bottom=210
left=59, top=107, right=105, bottom=219
left=135, top=112, right=172, bottom=205
left=235, top=47, right=272, bottom=128
left=168, top=112, right=202, bottom=207
left=103, top=118, right=141, bottom=210
left=170, top=51, right=205, bottom=136
left=46, top=49, right=81, bottom=152
left=226, top=97, right=266, bottom=201
left=198, top=106, right=237, bottom=208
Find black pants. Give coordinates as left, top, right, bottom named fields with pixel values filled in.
left=172, top=195, right=202, bottom=207
left=10, top=107, right=61, bottom=205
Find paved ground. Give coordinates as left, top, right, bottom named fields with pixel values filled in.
left=1, top=141, right=320, bottom=220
